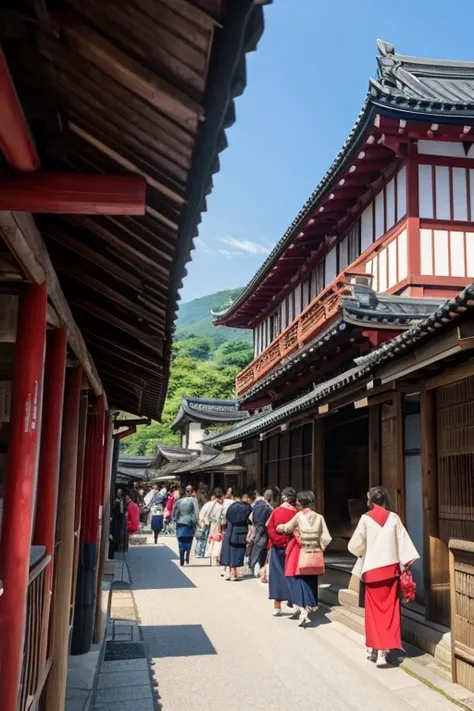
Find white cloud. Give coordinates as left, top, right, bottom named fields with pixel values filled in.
left=218, top=235, right=270, bottom=255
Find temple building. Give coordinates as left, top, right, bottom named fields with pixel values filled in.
left=206, top=41, right=474, bottom=684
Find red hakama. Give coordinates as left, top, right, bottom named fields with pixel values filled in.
left=363, top=506, right=402, bottom=651
left=364, top=574, right=401, bottom=650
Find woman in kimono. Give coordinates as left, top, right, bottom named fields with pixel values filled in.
left=277, top=490, right=332, bottom=627
left=348, top=486, right=419, bottom=665
left=205, top=489, right=225, bottom=565
left=248, top=489, right=273, bottom=576
left=174, top=485, right=199, bottom=566
left=266, top=487, right=297, bottom=616
left=220, top=491, right=251, bottom=581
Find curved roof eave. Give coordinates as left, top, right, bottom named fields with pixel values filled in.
left=213, top=98, right=376, bottom=325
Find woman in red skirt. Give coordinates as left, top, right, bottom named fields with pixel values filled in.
left=348, top=486, right=418, bottom=665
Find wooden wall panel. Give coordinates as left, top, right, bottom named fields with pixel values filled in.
left=381, top=397, right=403, bottom=517
left=436, top=377, right=474, bottom=543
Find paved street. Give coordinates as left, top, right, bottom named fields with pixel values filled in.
left=128, top=538, right=457, bottom=711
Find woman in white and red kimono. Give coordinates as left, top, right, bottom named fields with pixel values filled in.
left=348, top=486, right=419, bottom=665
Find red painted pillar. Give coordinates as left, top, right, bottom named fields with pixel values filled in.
left=71, top=394, right=106, bottom=654
left=32, top=328, right=67, bottom=669
left=33, top=329, right=67, bottom=551
left=93, top=413, right=114, bottom=643
left=0, top=283, right=47, bottom=711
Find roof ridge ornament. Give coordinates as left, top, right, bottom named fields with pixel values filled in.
left=377, top=39, right=395, bottom=57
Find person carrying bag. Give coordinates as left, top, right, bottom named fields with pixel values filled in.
left=276, top=490, right=332, bottom=627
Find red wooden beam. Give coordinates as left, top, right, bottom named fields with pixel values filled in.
left=0, top=45, right=40, bottom=171
left=0, top=172, right=147, bottom=215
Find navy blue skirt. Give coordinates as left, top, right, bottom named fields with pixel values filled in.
left=220, top=526, right=246, bottom=568
left=268, top=547, right=292, bottom=602
left=151, top=515, right=163, bottom=534
left=286, top=575, right=318, bottom=608
left=220, top=529, right=231, bottom=567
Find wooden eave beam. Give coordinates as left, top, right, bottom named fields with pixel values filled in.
left=67, top=216, right=170, bottom=281
left=0, top=211, right=102, bottom=394
left=61, top=23, right=203, bottom=126
left=87, top=337, right=160, bottom=377
left=0, top=45, right=39, bottom=171
left=54, top=259, right=165, bottom=328
left=0, top=172, right=147, bottom=215
left=42, top=224, right=144, bottom=291
left=72, top=299, right=162, bottom=352
left=68, top=122, right=185, bottom=206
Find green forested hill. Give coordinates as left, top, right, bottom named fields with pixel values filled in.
left=121, top=289, right=253, bottom=454
left=176, top=288, right=252, bottom=346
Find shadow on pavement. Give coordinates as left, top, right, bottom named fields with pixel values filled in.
left=127, top=544, right=197, bottom=590
left=143, top=624, right=217, bottom=658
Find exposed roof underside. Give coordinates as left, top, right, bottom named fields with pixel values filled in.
left=215, top=39, right=474, bottom=329
left=238, top=290, right=445, bottom=404
left=205, top=286, right=474, bottom=446
left=1, top=0, right=268, bottom=419
left=171, top=395, right=250, bottom=429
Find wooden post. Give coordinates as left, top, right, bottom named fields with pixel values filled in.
left=449, top=546, right=457, bottom=684
left=71, top=395, right=106, bottom=655
left=368, top=404, right=381, bottom=488
left=70, top=390, right=89, bottom=626
left=32, top=328, right=68, bottom=669
left=45, top=366, right=83, bottom=711
left=0, top=283, right=47, bottom=711
left=421, top=388, right=450, bottom=623
left=393, top=391, right=406, bottom=521
left=93, top=413, right=114, bottom=644
left=312, top=418, right=325, bottom=514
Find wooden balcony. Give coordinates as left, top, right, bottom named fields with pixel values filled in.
left=236, top=275, right=355, bottom=397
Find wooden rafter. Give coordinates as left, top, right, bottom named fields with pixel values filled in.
left=62, top=22, right=203, bottom=126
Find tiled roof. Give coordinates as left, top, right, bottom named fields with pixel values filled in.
left=216, top=39, right=474, bottom=326
left=371, top=39, right=474, bottom=113
left=149, top=447, right=243, bottom=482
left=205, top=286, right=474, bottom=446
left=171, top=396, right=249, bottom=430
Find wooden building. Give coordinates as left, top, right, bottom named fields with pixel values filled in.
left=0, top=2, right=270, bottom=710
left=208, top=41, right=474, bottom=680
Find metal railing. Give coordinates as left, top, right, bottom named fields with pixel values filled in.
left=19, top=554, right=52, bottom=711
left=236, top=274, right=355, bottom=396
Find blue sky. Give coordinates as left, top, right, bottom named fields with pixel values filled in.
left=180, top=0, right=474, bottom=302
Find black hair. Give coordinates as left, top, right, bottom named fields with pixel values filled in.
left=297, top=490, right=315, bottom=509
left=281, top=487, right=297, bottom=505
left=368, top=486, right=390, bottom=510
left=214, top=488, right=224, bottom=499
left=233, top=488, right=242, bottom=499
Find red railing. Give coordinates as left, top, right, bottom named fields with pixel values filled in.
left=19, top=554, right=52, bottom=711
left=236, top=274, right=358, bottom=396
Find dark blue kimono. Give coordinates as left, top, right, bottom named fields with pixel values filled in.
left=248, top=500, right=272, bottom=570
left=221, top=501, right=251, bottom=568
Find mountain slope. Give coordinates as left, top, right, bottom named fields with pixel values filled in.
left=176, top=288, right=252, bottom=346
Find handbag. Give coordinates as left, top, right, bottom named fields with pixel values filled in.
left=400, top=570, right=416, bottom=602
left=296, top=547, right=325, bottom=576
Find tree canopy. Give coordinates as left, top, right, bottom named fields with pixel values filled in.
left=121, top=336, right=253, bottom=456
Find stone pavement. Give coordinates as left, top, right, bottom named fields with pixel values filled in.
left=113, top=537, right=466, bottom=711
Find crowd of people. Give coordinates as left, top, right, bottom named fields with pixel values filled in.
left=111, top=479, right=419, bottom=665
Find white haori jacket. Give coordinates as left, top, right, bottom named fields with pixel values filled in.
left=348, top=511, right=419, bottom=580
